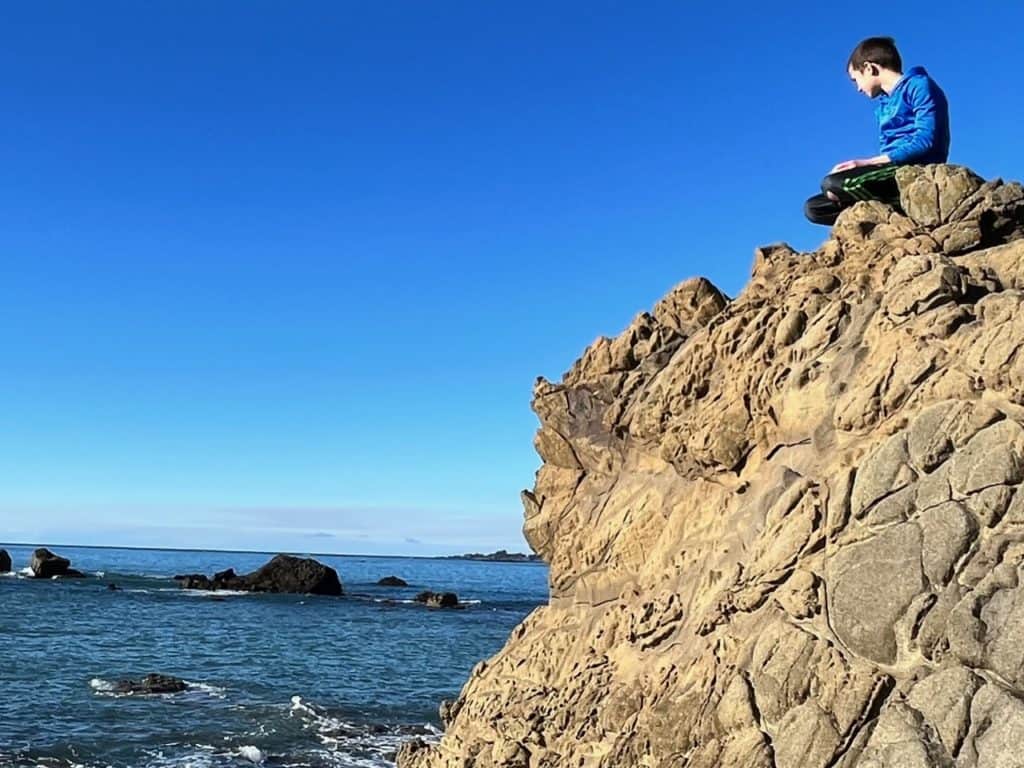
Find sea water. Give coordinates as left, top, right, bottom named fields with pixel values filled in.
left=0, top=544, right=548, bottom=767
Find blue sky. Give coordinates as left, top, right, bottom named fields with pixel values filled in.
left=1, top=2, right=1021, bottom=556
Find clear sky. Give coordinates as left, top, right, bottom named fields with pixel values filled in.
left=1, top=2, right=1021, bottom=556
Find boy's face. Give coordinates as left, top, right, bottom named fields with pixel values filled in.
left=848, top=63, right=883, bottom=98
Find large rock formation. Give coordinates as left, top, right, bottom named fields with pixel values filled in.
left=30, top=548, right=84, bottom=578
left=175, top=554, right=343, bottom=596
left=0, top=549, right=10, bottom=573
left=399, top=165, right=1024, bottom=768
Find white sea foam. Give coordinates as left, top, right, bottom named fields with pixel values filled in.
left=94, top=570, right=106, bottom=578
left=372, top=597, right=481, bottom=606
left=18, top=567, right=34, bottom=578
left=184, top=681, right=227, bottom=699
left=181, top=589, right=253, bottom=597
left=290, top=694, right=441, bottom=764
left=89, top=677, right=117, bottom=693
left=236, top=746, right=264, bottom=764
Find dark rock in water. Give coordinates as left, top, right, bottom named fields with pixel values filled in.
left=0, top=549, right=10, bottom=573
left=62, top=569, right=86, bottom=578
left=107, top=583, right=120, bottom=591
left=247, top=554, right=342, bottom=595
left=174, top=573, right=212, bottom=589
left=415, top=590, right=460, bottom=608
left=114, top=673, right=188, bottom=695
left=378, top=575, right=408, bottom=587
left=176, top=554, right=343, bottom=596
left=30, top=548, right=74, bottom=578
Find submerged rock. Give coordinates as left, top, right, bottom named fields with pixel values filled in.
left=378, top=575, right=408, bottom=587
left=398, top=166, right=1024, bottom=768
left=30, top=548, right=84, bottom=579
left=0, top=549, right=10, bottom=573
left=113, top=673, right=187, bottom=695
left=176, top=554, right=343, bottom=596
left=415, top=590, right=460, bottom=609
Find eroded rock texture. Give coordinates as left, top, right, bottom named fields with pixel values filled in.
left=399, top=165, right=1024, bottom=768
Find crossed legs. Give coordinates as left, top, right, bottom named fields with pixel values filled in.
left=805, top=164, right=901, bottom=225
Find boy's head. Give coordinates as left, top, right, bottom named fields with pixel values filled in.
left=847, top=37, right=903, bottom=98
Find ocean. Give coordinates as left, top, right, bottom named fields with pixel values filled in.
left=0, top=544, right=548, bottom=768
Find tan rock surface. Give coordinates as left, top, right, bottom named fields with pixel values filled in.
left=398, top=165, right=1024, bottom=768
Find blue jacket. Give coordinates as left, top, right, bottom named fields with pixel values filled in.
left=876, top=66, right=950, bottom=164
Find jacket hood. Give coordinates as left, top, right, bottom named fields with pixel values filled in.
left=893, top=66, right=929, bottom=92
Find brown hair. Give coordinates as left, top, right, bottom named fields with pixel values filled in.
left=847, top=37, right=902, bottom=73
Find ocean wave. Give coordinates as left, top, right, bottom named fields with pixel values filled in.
left=89, top=677, right=117, bottom=693
left=180, top=589, right=254, bottom=597
left=290, top=695, right=440, bottom=762
left=184, top=680, right=228, bottom=698
left=235, top=746, right=264, bottom=764
left=371, top=597, right=482, bottom=606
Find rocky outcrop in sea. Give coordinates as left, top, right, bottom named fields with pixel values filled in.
left=0, top=549, right=10, bottom=573
left=415, top=590, right=460, bottom=609
left=399, top=165, right=1024, bottom=767
left=112, top=674, right=188, bottom=695
left=175, top=553, right=343, bottom=596
left=30, top=548, right=85, bottom=578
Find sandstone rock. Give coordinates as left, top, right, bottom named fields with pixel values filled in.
left=906, top=666, right=982, bottom=757
left=897, top=164, right=984, bottom=227
left=397, top=166, right=1024, bottom=768
left=827, top=523, right=925, bottom=664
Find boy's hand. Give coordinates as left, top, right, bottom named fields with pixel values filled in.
left=830, top=155, right=892, bottom=174
left=830, top=160, right=858, bottom=173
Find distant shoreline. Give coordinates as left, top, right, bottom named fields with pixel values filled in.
left=0, top=541, right=544, bottom=564
left=442, top=550, right=543, bottom=563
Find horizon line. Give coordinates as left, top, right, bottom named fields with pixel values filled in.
left=0, top=540, right=545, bottom=564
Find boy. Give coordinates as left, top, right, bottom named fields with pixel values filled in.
left=805, top=37, right=950, bottom=226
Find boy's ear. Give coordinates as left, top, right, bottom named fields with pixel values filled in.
left=869, top=63, right=880, bottom=76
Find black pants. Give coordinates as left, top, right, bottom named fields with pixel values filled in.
left=804, top=164, right=900, bottom=225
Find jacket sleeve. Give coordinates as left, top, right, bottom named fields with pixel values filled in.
left=886, top=80, right=939, bottom=163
